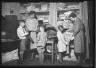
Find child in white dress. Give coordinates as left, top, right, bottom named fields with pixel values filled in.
left=57, top=25, right=68, bottom=63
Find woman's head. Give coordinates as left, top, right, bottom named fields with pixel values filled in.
left=68, top=12, right=77, bottom=21
left=28, top=11, right=37, bottom=19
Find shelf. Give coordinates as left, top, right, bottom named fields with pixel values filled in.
left=33, top=2, right=49, bottom=5
left=57, top=9, right=80, bottom=14
left=20, top=13, right=27, bottom=14
left=35, top=10, right=49, bottom=12
left=20, top=10, right=49, bottom=15
left=58, top=9, right=79, bottom=11
left=35, top=10, right=49, bottom=15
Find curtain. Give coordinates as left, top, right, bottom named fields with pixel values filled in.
left=80, top=1, right=90, bottom=59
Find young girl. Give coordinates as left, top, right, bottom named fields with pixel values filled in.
left=57, top=25, right=68, bottom=63
left=36, top=25, right=47, bottom=64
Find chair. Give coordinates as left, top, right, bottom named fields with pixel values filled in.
left=44, top=38, right=57, bottom=64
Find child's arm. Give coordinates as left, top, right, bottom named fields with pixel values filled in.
left=17, top=31, right=21, bottom=39
left=36, top=33, right=40, bottom=44
left=19, top=31, right=28, bottom=37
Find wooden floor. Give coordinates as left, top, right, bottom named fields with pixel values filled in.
left=2, top=50, right=92, bottom=67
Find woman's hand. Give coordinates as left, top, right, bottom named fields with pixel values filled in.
left=71, top=36, right=74, bottom=40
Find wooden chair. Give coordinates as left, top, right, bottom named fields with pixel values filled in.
left=44, top=38, right=57, bottom=64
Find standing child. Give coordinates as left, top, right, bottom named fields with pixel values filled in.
left=36, top=25, right=47, bottom=64
left=17, top=20, right=29, bottom=64
left=57, top=25, right=68, bottom=63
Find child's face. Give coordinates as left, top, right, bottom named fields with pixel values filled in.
left=29, top=14, right=34, bottom=18
left=40, top=27, right=44, bottom=32
left=20, top=22, right=25, bottom=27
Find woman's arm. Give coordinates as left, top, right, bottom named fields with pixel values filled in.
left=73, top=19, right=81, bottom=37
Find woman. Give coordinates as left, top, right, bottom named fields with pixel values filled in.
left=68, top=12, right=86, bottom=65
left=25, top=11, right=38, bottom=61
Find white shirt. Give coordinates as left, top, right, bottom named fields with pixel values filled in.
left=17, top=26, right=29, bottom=39
left=37, top=31, right=47, bottom=47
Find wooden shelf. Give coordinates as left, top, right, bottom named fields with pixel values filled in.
left=58, top=9, right=80, bottom=11
left=35, top=10, right=49, bottom=12
left=20, top=13, right=27, bottom=14
left=35, top=10, right=49, bottom=15
left=20, top=10, right=49, bottom=15
left=57, top=9, right=79, bottom=14
left=33, top=2, right=49, bottom=5
left=20, top=11, right=49, bottom=15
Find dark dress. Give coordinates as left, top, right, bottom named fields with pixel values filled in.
left=73, top=17, right=86, bottom=53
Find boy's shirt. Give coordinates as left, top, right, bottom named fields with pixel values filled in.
left=37, top=31, right=47, bottom=47
left=17, top=26, right=29, bottom=39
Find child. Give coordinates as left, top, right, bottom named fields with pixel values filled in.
left=36, top=25, right=47, bottom=64
left=17, top=20, right=29, bottom=64
left=57, top=25, right=68, bottom=63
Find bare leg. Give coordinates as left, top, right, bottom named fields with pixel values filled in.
left=41, top=49, right=44, bottom=64
left=66, top=45, right=69, bottom=54
left=20, top=51, right=24, bottom=61
left=18, top=50, right=24, bottom=64
left=30, top=52, right=34, bottom=61
left=39, top=53, right=42, bottom=64
left=58, top=52, right=63, bottom=63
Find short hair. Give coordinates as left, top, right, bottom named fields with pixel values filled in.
left=38, top=20, right=43, bottom=26
left=18, top=20, right=25, bottom=24
left=69, top=12, right=77, bottom=18
left=28, top=11, right=37, bottom=19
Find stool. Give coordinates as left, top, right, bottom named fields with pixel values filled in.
left=44, top=39, right=57, bottom=63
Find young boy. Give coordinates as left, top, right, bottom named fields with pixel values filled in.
left=17, top=20, right=29, bottom=64
left=36, top=25, right=47, bottom=64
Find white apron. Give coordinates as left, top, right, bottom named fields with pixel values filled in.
left=57, top=31, right=67, bottom=52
